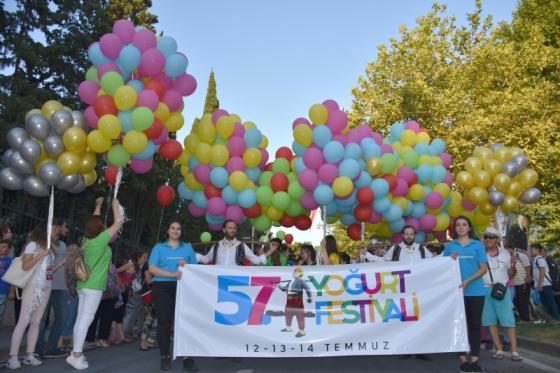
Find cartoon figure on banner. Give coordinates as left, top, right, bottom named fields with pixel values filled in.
left=278, top=267, right=312, bottom=338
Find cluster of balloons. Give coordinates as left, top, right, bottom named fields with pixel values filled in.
left=78, top=19, right=196, bottom=175
left=1, top=101, right=94, bottom=196
left=177, top=110, right=270, bottom=230
left=455, top=145, right=541, bottom=214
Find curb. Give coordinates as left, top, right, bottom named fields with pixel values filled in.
left=517, top=336, right=560, bottom=356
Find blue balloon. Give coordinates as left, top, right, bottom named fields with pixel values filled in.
left=178, top=182, right=194, bottom=201
left=134, top=141, right=156, bottom=160
left=338, top=204, right=353, bottom=214
left=432, top=165, right=447, bottom=184
left=238, top=189, right=257, bottom=208
left=390, top=122, right=405, bottom=143
left=88, top=43, right=111, bottom=67
left=157, top=36, right=178, bottom=57
left=411, top=202, right=426, bottom=219
left=339, top=159, right=360, bottom=179
left=442, top=196, right=451, bottom=210
left=164, top=53, right=188, bottom=78
left=415, top=142, right=430, bottom=155
left=210, top=167, right=229, bottom=189
left=292, top=141, right=305, bottom=157
left=312, top=126, right=332, bottom=148
left=415, top=231, right=426, bottom=243
left=405, top=201, right=414, bottom=216
left=325, top=201, right=338, bottom=216
left=374, top=197, right=391, bottom=213
left=344, top=143, right=361, bottom=160
left=294, top=158, right=306, bottom=173
left=341, top=213, right=357, bottom=226
left=118, top=110, right=133, bottom=133
left=243, top=127, right=262, bottom=148
left=389, top=218, right=405, bottom=232
left=362, top=138, right=381, bottom=159
left=338, top=192, right=357, bottom=207
left=206, top=212, right=224, bottom=225
left=371, top=179, right=389, bottom=198
left=188, top=156, right=199, bottom=170
left=127, top=80, right=144, bottom=92
left=313, top=185, right=334, bottom=206
left=193, top=191, right=208, bottom=209
left=222, top=186, right=239, bottom=205
left=246, top=167, right=261, bottom=183
left=355, top=172, right=372, bottom=188
left=323, top=141, right=344, bottom=163
left=383, top=204, right=403, bottom=222
left=430, top=139, right=446, bottom=155
left=416, top=164, right=433, bottom=184
left=117, top=45, right=141, bottom=71
left=423, top=185, right=433, bottom=196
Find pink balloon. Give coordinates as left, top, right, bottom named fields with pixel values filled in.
left=132, top=29, right=157, bottom=53
left=208, top=223, right=223, bottom=231
left=327, top=110, right=348, bottom=134
left=347, top=129, right=362, bottom=144
left=440, top=152, right=452, bottom=168
left=173, top=73, right=197, bottom=96
left=188, top=202, right=205, bottom=218
left=392, top=178, right=409, bottom=197
left=318, top=163, right=338, bottom=184
left=380, top=144, right=394, bottom=154
left=137, top=89, right=159, bottom=111
left=292, top=117, right=311, bottom=129
left=162, top=89, right=182, bottom=112
left=84, top=106, right=99, bottom=129
left=258, top=148, right=269, bottom=168
left=461, top=198, right=476, bottom=211
left=226, top=157, right=245, bottom=174
left=298, top=169, right=319, bottom=191
left=227, top=136, right=246, bottom=157
left=405, top=217, right=420, bottom=231
left=225, top=205, right=244, bottom=223
left=322, top=99, right=339, bottom=112
left=153, top=72, right=173, bottom=90
left=78, top=81, right=100, bottom=106
left=211, top=109, right=229, bottom=124
left=332, top=134, right=348, bottom=145
left=153, top=126, right=168, bottom=145
left=356, top=124, right=373, bottom=139
left=141, top=48, right=165, bottom=76
left=301, top=191, right=319, bottom=210
left=207, top=197, right=227, bottom=216
left=397, top=167, right=416, bottom=186
left=444, top=171, right=453, bottom=186
left=372, top=132, right=383, bottom=145
left=302, top=147, right=324, bottom=169
left=113, top=20, right=135, bottom=44
left=194, top=164, right=211, bottom=185
left=130, top=157, right=153, bottom=174
left=99, top=33, right=123, bottom=59
left=425, top=192, right=443, bottom=209
left=432, top=231, right=447, bottom=242
left=232, top=123, right=245, bottom=137
left=391, top=233, right=403, bottom=244
left=369, top=211, right=382, bottom=224
left=97, top=62, right=122, bottom=80
left=420, top=214, right=437, bottom=231
left=405, top=120, right=421, bottom=133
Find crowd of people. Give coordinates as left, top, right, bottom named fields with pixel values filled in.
left=0, top=201, right=558, bottom=372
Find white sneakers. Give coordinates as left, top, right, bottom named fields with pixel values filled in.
left=6, top=356, right=21, bottom=370
left=66, top=354, right=89, bottom=370
left=7, top=354, right=42, bottom=369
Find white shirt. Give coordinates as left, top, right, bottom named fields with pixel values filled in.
left=196, top=238, right=266, bottom=266
left=362, top=242, right=432, bottom=265
left=23, top=241, right=54, bottom=287
left=533, top=255, right=552, bottom=287
left=512, top=250, right=531, bottom=286
left=482, top=247, right=511, bottom=286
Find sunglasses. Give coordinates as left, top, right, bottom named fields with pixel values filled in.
left=483, top=235, right=498, bottom=240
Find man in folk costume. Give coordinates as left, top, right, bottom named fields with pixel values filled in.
left=196, top=220, right=275, bottom=265
left=279, top=267, right=312, bottom=337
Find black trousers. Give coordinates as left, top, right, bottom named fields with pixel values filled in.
left=459, top=296, right=484, bottom=359
left=152, top=282, right=176, bottom=357
left=86, top=298, right=117, bottom=342
left=514, top=283, right=532, bottom=322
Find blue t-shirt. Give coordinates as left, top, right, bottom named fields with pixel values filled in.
left=443, top=239, right=488, bottom=297
left=148, top=242, right=197, bottom=282
left=0, top=257, right=13, bottom=295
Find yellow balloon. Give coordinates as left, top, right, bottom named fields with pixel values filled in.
left=450, top=190, right=463, bottom=202
left=432, top=183, right=450, bottom=198
left=164, top=112, right=184, bottom=132
left=474, top=211, right=492, bottom=226
left=267, top=206, right=283, bottom=221
left=229, top=171, right=248, bottom=192
left=366, top=157, right=382, bottom=176
left=260, top=135, right=268, bottom=148
left=57, top=151, right=81, bottom=175
left=62, top=127, right=87, bottom=152
left=25, top=109, right=42, bottom=119
left=154, top=103, right=170, bottom=122
left=210, top=144, right=230, bottom=166
left=122, top=130, right=148, bottom=154
left=447, top=201, right=464, bottom=218
left=473, top=146, right=493, bottom=163
left=242, top=148, right=261, bottom=168
left=408, top=184, right=425, bottom=201
left=83, top=170, right=97, bottom=187
left=87, top=130, right=111, bottom=153
left=507, top=181, right=523, bottom=197
left=184, top=134, right=200, bottom=153
left=243, top=121, right=256, bottom=130
left=72, top=146, right=87, bottom=156
left=429, top=156, right=442, bottom=166
left=418, top=155, right=432, bottom=165
left=195, top=142, right=212, bottom=164
left=416, top=132, right=430, bottom=143
left=400, top=129, right=417, bottom=146
left=79, top=152, right=97, bottom=174
left=180, top=165, right=189, bottom=178
left=464, top=157, right=482, bottom=174
left=114, top=86, right=137, bottom=110
left=393, top=197, right=409, bottom=212
left=216, top=116, right=235, bottom=139
left=493, top=147, right=511, bottom=163
left=246, top=180, right=257, bottom=191
left=184, top=172, right=203, bottom=191
left=493, top=173, right=511, bottom=192
left=468, top=187, right=488, bottom=205
left=98, top=115, right=122, bottom=140
left=435, top=214, right=450, bottom=231
left=198, top=119, right=216, bottom=144
left=229, top=114, right=242, bottom=124
left=332, top=176, right=353, bottom=197
left=484, top=159, right=502, bottom=178
left=455, top=171, right=474, bottom=189
left=293, top=124, right=312, bottom=147
left=517, top=169, right=538, bottom=188
left=41, top=100, right=63, bottom=118
left=473, top=170, right=491, bottom=188
left=177, top=149, right=190, bottom=167
left=392, top=141, right=403, bottom=154
left=501, top=195, right=520, bottom=213
left=509, top=147, right=524, bottom=158
left=479, top=202, right=497, bottom=215
left=309, top=104, right=328, bottom=124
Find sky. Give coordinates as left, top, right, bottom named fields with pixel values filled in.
left=149, top=0, right=518, bottom=245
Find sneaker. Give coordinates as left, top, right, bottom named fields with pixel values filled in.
left=6, top=356, right=21, bottom=370
left=66, top=354, right=89, bottom=370
left=44, top=348, right=70, bottom=358
left=295, top=330, right=306, bottom=337
left=96, top=339, right=110, bottom=348
left=280, top=327, right=292, bottom=332
left=459, top=362, right=473, bottom=373
left=182, top=357, right=199, bottom=372
left=470, top=362, right=485, bottom=372
left=23, top=354, right=42, bottom=366
left=83, top=341, right=97, bottom=351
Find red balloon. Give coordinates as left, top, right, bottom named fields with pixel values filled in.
left=159, top=139, right=182, bottom=160
left=264, top=163, right=273, bottom=172
left=144, top=79, right=165, bottom=99
left=204, top=184, right=222, bottom=199
left=93, top=95, right=117, bottom=117
left=354, top=204, right=373, bottom=222
left=145, top=118, right=164, bottom=139
left=270, top=172, right=289, bottom=192
left=295, top=215, right=312, bottom=230
left=382, top=174, right=398, bottom=191
left=347, top=223, right=362, bottom=241
left=104, top=165, right=118, bottom=185
left=156, top=185, right=175, bottom=206
left=275, top=147, right=293, bottom=160
left=284, top=233, right=294, bottom=244
left=279, top=214, right=295, bottom=228
left=242, top=203, right=262, bottom=219
left=356, top=187, right=374, bottom=205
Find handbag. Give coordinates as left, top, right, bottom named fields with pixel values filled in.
left=1, top=256, right=37, bottom=289
left=487, top=266, right=507, bottom=300
left=74, top=240, right=104, bottom=282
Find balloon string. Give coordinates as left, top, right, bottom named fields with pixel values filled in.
left=113, top=167, right=126, bottom=224
left=104, top=184, right=113, bottom=225
left=46, top=186, right=54, bottom=250
left=156, top=206, right=164, bottom=242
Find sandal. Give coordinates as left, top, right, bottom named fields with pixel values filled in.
left=511, top=352, right=523, bottom=362
left=492, top=350, right=504, bottom=360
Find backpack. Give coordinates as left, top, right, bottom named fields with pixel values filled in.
left=545, top=257, right=560, bottom=292
left=391, top=244, right=426, bottom=261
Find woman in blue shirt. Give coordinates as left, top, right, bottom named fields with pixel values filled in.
left=444, top=216, right=488, bottom=373
left=148, top=220, right=198, bottom=372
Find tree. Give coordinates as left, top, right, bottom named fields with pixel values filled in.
left=190, top=70, right=219, bottom=134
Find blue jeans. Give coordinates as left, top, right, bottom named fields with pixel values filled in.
left=62, top=294, right=78, bottom=337
left=37, top=290, right=71, bottom=354
left=539, top=286, right=560, bottom=320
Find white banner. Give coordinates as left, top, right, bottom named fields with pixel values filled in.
left=174, top=257, right=468, bottom=358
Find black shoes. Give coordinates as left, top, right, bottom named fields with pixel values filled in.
left=160, top=356, right=172, bottom=371
left=415, top=354, right=432, bottom=361
left=183, top=357, right=199, bottom=372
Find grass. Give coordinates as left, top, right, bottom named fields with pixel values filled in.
left=516, top=322, right=560, bottom=345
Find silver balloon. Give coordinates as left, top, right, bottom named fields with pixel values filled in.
left=502, top=161, right=520, bottom=178
left=9, top=151, right=34, bottom=175
left=67, top=175, right=86, bottom=194
left=43, top=135, right=64, bottom=158
left=0, top=167, right=24, bottom=190
left=19, top=139, right=42, bottom=164
left=25, top=114, right=50, bottom=140
left=71, top=111, right=87, bottom=130
left=50, top=109, right=73, bottom=135
left=490, top=143, right=504, bottom=152
left=57, top=173, right=80, bottom=190
left=512, top=154, right=528, bottom=170
left=489, top=190, right=505, bottom=206
left=39, top=162, right=63, bottom=186
left=23, top=175, right=49, bottom=197
left=2, top=149, right=15, bottom=166
left=6, top=127, right=29, bottom=149
left=520, top=187, right=541, bottom=204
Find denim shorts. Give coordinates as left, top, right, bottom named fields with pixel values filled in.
left=482, top=286, right=516, bottom=328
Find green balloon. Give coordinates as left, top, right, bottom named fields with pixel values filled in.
left=402, top=148, right=419, bottom=168
left=131, top=107, right=154, bottom=131
left=256, top=186, right=273, bottom=206
left=259, top=171, right=273, bottom=187
left=288, top=181, right=305, bottom=200
left=100, top=71, right=124, bottom=96
left=253, top=215, right=272, bottom=232
left=276, top=230, right=286, bottom=240
left=200, top=232, right=212, bottom=243
left=215, top=137, right=227, bottom=146
left=327, top=215, right=339, bottom=224
left=287, top=172, right=298, bottom=184
left=259, top=235, right=268, bottom=242
left=381, top=153, right=398, bottom=174
left=272, top=191, right=290, bottom=211
left=107, top=144, right=130, bottom=167
left=272, top=158, right=290, bottom=174
left=86, top=67, right=99, bottom=83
